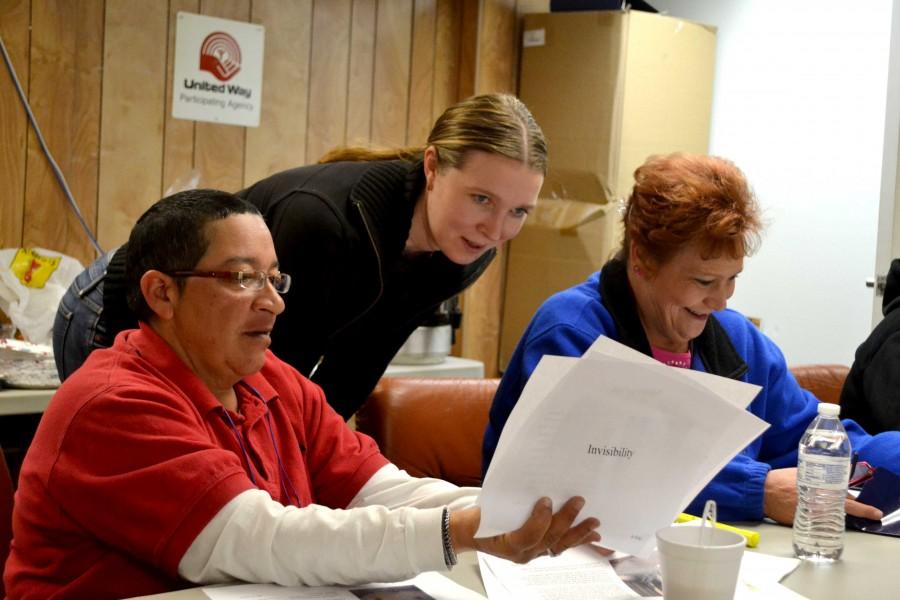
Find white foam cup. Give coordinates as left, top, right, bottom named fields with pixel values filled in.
left=655, top=525, right=745, bottom=600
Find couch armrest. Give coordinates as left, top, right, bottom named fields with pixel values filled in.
left=356, top=377, right=499, bottom=487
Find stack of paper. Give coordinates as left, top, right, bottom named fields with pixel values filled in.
left=478, top=546, right=807, bottom=600
left=477, top=336, right=769, bottom=556
left=200, top=571, right=486, bottom=599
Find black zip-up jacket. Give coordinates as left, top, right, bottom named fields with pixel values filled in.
left=237, top=160, right=494, bottom=419
left=840, top=258, right=900, bottom=433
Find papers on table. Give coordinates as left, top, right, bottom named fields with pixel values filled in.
left=201, top=571, right=485, bottom=600
left=477, top=336, right=769, bottom=555
left=477, top=546, right=807, bottom=600
left=479, top=545, right=638, bottom=600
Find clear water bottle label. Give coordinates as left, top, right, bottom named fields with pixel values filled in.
left=798, top=454, right=851, bottom=490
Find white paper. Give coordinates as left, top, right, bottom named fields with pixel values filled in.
left=202, top=571, right=484, bottom=600
left=477, top=337, right=769, bottom=555
left=477, top=547, right=807, bottom=600
left=478, top=546, right=638, bottom=600
left=736, top=553, right=806, bottom=600
left=489, top=355, right=579, bottom=470
left=586, top=336, right=761, bottom=410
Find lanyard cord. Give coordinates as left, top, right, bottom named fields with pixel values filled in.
left=264, top=411, right=302, bottom=507
left=221, top=383, right=303, bottom=507
left=221, top=409, right=258, bottom=487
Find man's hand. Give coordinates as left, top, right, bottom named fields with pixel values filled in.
left=449, top=496, right=601, bottom=564
left=764, top=467, right=883, bottom=525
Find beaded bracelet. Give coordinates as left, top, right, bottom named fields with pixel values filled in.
left=441, top=506, right=458, bottom=569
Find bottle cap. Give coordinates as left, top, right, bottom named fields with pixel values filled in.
left=817, top=402, right=840, bottom=417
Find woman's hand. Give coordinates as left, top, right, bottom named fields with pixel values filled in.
left=764, top=467, right=883, bottom=525
left=449, top=496, right=601, bottom=563
left=763, top=468, right=799, bottom=524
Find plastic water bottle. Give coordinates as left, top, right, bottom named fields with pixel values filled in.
left=792, top=402, right=851, bottom=562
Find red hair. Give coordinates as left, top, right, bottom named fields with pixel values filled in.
left=621, top=153, right=762, bottom=266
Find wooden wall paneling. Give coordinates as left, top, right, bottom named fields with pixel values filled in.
left=476, top=0, right=517, bottom=94
left=406, top=0, right=436, bottom=145
left=97, top=0, right=167, bottom=252
left=514, top=0, right=550, bottom=102
left=244, top=0, right=313, bottom=185
left=459, top=0, right=518, bottom=377
left=370, top=0, right=413, bottom=148
left=0, top=0, right=30, bottom=250
left=23, top=0, right=103, bottom=267
left=162, top=0, right=200, bottom=196
left=432, top=0, right=466, bottom=357
left=456, top=0, right=479, bottom=101
left=345, top=0, right=376, bottom=147
left=306, top=0, right=351, bottom=162
left=432, top=0, right=461, bottom=121
left=194, top=0, right=249, bottom=192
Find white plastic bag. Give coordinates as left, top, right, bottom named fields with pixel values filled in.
left=0, top=247, right=84, bottom=345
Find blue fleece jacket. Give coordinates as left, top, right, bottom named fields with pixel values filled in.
left=483, top=267, right=900, bottom=522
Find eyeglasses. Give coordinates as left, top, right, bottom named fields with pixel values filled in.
left=166, top=270, right=292, bottom=294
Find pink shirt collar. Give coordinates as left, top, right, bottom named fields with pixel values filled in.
left=651, top=345, right=692, bottom=369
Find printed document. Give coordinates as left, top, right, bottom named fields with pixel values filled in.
left=477, top=336, right=769, bottom=555
left=201, top=571, right=485, bottom=599
left=478, top=545, right=806, bottom=600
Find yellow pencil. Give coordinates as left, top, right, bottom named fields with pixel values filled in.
left=675, top=513, right=760, bottom=548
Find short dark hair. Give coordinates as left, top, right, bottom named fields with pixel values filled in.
left=125, top=189, right=262, bottom=322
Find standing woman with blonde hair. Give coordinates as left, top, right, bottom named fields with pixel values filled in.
left=238, top=93, right=546, bottom=418
left=54, top=93, right=547, bottom=419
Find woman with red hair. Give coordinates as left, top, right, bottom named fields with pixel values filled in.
left=483, top=153, right=898, bottom=525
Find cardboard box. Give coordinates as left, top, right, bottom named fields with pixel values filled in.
left=500, top=198, right=615, bottom=368
left=499, top=10, right=716, bottom=371
left=520, top=10, right=716, bottom=206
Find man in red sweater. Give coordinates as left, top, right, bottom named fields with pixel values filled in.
left=4, top=189, right=599, bottom=599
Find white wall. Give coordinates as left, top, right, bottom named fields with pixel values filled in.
left=651, top=0, right=894, bottom=365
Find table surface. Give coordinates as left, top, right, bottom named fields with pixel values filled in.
left=130, top=521, right=899, bottom=599
left=0, top=387, right=56, bottom=415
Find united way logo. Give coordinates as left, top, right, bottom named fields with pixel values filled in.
left=199, top=31, right=241, bottom=82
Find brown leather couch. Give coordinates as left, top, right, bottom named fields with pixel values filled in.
left=789, top=364, right=849, bottom=405
left=355, top=364, right=850, bottom=487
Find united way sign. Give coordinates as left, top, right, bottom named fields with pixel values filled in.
left=172, top=12, right=264, bottom=127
